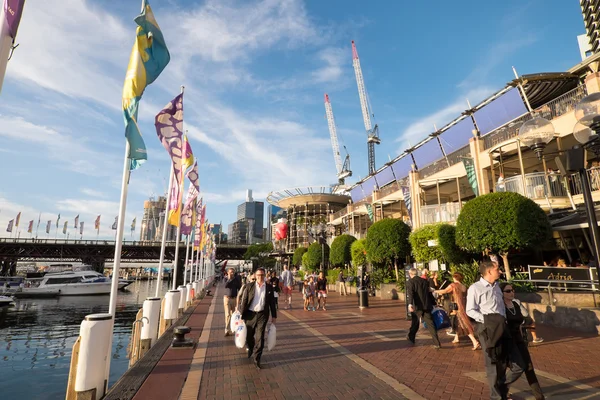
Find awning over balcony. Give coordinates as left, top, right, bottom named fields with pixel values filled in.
left=510, top=72, right=580, bottom=109
left=549, top=207, right=600, bottom=231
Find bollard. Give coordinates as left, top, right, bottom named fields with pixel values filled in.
left=140, top=297, right=161, bottom=356
left=185, top=283, right=193, bottom=306
left=178, top=285, right=187, bottom=315
left=171, top=326, right=193, bottom=348
left=160, top=290, right=180, bottom=336
left=69, top=313, right=113, bottom=400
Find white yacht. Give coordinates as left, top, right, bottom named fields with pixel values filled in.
left=25, top=270, right=128, bottom=296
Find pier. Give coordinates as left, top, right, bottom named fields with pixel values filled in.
left=103, top=283, right=600, bottom=400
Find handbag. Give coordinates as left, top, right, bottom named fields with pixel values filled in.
left=432, top=306, right=451, bottom=330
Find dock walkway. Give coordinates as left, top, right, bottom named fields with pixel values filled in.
left=114, top=283, right=600, bottom=400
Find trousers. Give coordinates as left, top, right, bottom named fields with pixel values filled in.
left=408, top=310, right=441, bottom=346
left=224, top=296, right=235, bottom=333
left=243, top=310, right=268, bottom=363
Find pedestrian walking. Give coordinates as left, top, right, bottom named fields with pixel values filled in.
left=337, top=269, right=347, bottom=296
left=500, top=282, right=545, bottom=400
left=238, top=267, right=277, bottom=370
left=269, top=271, right=280, bottom=309
left=280, top=264, right=294, bottom=309
left=316, top=271, right=328, bottom=310
left=466, top=261, right=524, bottom=400
left=223, top=267, right=242, bottom=336
left=406, top=267, right=441, bottom=349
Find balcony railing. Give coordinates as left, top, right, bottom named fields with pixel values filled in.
left=564, top=167, right=600, bottom=196
left=331, top=207, right=348, bottom=221
left=483, top=85, right=588, bottom=150
left=419, top=143, right=471, bottom=179
left=376, top=181, right=400, bottom=198
left=498, top=172, right=570, bottom=199
left=420, top=202, right=462, bottom=225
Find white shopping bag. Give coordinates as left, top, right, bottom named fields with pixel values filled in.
left=266, top=323, right=276, bottom=351
left=230, top=310, right=242, bottom=333
left=234, top=320, right=247, bottom=349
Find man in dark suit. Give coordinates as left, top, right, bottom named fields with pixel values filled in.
left=238, top=267, right=277, bottom=369
left=406, top=267, right=441, bottom=348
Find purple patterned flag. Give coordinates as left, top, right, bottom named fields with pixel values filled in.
left=187, top=160, right=199, bottom=192
left=180, top=187, right=198, bottom=236
left=27, top=220, right=33, bottom=233
left=80, top=222, right=84, bottom=235
left=45, top=220, right=51, bottom=234
left=5, top=0, right=25, bottom=39
left=193, top=198, right=202, bottom=249
left=155, top=93, right=186, bottom=226
left=74, top=214, right=79, bottom=229
left=6, top=219, right=13, bottom=232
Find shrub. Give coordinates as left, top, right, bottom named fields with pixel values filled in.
left=351, top=239, right=367, bottom=267
left=302, top=242, right=329, bottom=271
left=409, top=224, right=443, bottom=262
left=365, top=219, right=411, bottom=281
left=293, top=247, right=308, bottom=267
left=330, top=234, right=356, bottom=267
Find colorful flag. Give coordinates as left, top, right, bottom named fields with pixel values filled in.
left=95, top=215, right=101, bottom=231
left=187, top=160, right=200, bottom=192
left=180, top=190, right=197, bottom=236
left=182, top=134, right=194, bottom=171
left=36, top=213, right=41, bottom=231
left=122, top=0, right=171, bottom=170
left=194, top=198, right=203, bottom=250
left=45, top=220, right=51, bottom=234
left=15, top=211, right=20, bottom=227
left=155, top=93, right=185, bottom=226
left=80, top=222, right=84, bottom=235
left=365, top=204, right=374, bottom=222
left=0, top=0, right=26, bottom=94
left=401, top=186, right=412, bottom=223
left=62, top=221, right=68, bottom=234
left=6, top=219, right=13, bottom=232
left=112, top=216, right=118, bottom=230
left=131, top=217, right=136, bottom=232
left=56, top=213, right=61, bottom=228
left=27, top=220, right=33, bottom=233
left=462, top=157, right=479, bottom=196
left=74, top=214, right=79, bottom=229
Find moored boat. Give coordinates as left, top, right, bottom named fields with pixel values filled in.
left=0, top=295, right=15, bottom=306
left=22, top=270, right=128, bottom=296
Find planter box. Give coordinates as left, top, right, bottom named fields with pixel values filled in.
left=375, top=283, right=404, bottom=301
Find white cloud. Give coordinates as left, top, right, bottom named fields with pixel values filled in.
left=311, top=47, right=346, bottom=83
left=80, top=188, right=106, bottom=198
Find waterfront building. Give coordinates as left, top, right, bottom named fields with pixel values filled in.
left=140, top=196, right=177, bottom=242
left=311, top=54, right=600, bottom=263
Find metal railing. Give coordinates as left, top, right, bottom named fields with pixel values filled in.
left=419, top=143, right=471, bottom=179
left=483, top=113, right=533, bottom=150
left=0, top=238, right=238, bottom=247
left=498, top=172, right=570, bottom=199
left=331, top=207, right=348, bottom=221
left=420, top=202, right=462, bottom=225
left=565, top=167, right=600, bottom=196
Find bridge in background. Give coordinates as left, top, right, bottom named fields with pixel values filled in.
left=0, top=238, right=250, bottom=274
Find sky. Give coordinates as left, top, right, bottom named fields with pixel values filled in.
left=0, top=0, right=587, bottom=240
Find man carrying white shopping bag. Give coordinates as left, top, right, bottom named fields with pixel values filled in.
left=238, top=267, right=277, bottom=370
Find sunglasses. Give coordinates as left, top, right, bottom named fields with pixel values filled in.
left=503, top=289, right=514, bottom=293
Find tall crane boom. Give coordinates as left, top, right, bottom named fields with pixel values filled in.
left=324, top=93, right=351, bottom=184
left=352, top=40, right=381, bottom=175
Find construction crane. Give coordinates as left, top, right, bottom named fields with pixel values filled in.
left=352, top=40, right=381, bottom=175
left=324, top=93, right=352, bottom=186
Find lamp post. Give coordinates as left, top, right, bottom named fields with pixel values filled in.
left=309, top=223, right=333, bottom=272
left=519, top=92, right=600, bottom=287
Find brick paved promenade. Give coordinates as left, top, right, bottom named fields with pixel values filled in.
left=137, top=283, right=600, bottom=400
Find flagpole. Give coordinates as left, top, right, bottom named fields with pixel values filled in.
left=190, top=244, right=196, bottom=282
left=171, top=130, right=187, bottom=291
left=155, top=165, right=175, bottom=297
left=183, top=234, right=190, bottom=285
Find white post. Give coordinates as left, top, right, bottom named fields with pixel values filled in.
left=105, top=141, right=132, bottom=386
left=183, top=235, right=190, bottom=285
left=75, top=314, right=113, bottom=398
left=140, top=297, right=161, bottom=346
left=155, top=165, right=175, bottom=297
left=178, top=285, right=187, bottom=313
left=185, top=282, right=192, bottom=305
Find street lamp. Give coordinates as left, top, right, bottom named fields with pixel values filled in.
left=309, top=222, right=332, bottom=272
left=519, top=93, right=600, bottom=287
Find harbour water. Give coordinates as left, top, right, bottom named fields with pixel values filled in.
left=0, top=279, right=170, bottom=400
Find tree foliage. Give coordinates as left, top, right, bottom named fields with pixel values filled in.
left=302, top=242, right=329, bottom=271
left=409, top=224, right=443, bottom=262
left=437, top=224, right=468, bottom=265
left=365, top=219, right=411, bottom=265
left=351, top=239, right=367, bottom=267
left=292, top=246, right=307, bottom=267
left=329, top=234, right=356, bottom=267
left=455, top=192, right=551, bottom=279
left=243, top=242, right=275, bottom=271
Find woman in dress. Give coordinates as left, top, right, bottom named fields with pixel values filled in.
left=499, top=282, right=545, bottom=400
left=434, top=272, right=480, bottom=349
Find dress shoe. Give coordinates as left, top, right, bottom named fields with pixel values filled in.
left=246, top=348, right=252, bottom=359
left=433, top=345, right=441, bottom=350
left=406, top=335, right=415, bottom=344
left=253, top=360, right=262, bottom=370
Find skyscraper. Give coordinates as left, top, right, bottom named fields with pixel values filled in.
left=580, top=1, right=600, bottom=55
left=227, top=189, right=265, bottom=244
left=140, top=196, right=177, bottom=241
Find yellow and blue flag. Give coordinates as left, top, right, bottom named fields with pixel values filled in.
left=123, top=0, right=170, bottom=170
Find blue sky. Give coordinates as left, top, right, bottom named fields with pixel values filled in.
left=0, top=0, right=586, bottom=239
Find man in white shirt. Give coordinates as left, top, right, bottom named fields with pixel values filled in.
left=467, top=261, right=524, bottom=400
left=238, top=267, right=277, bottom=369
left=280, top=264, right=294, bottom=309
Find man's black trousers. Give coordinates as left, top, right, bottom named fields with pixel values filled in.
left=243, top=310, right=268, bottom=363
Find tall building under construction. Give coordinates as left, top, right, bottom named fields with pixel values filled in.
left=140, top=196, right=177, bottom=242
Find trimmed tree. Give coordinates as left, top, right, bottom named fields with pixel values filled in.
left=293, top=246, right=308, bottom=267
left=243, top=242, right=276, bottom=271
left=351, top=239, right=367, bottom=267
left=437, top=224, right=468, bottom=265
left=330, top=234, right=357, bottom=268
left=365, top=218, right=411, bottom=281
left=302, top=242, right=330, bottom=271
left=455, top=192, right=551, bottom=280
left=409, top=224, right=443, bottom=263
